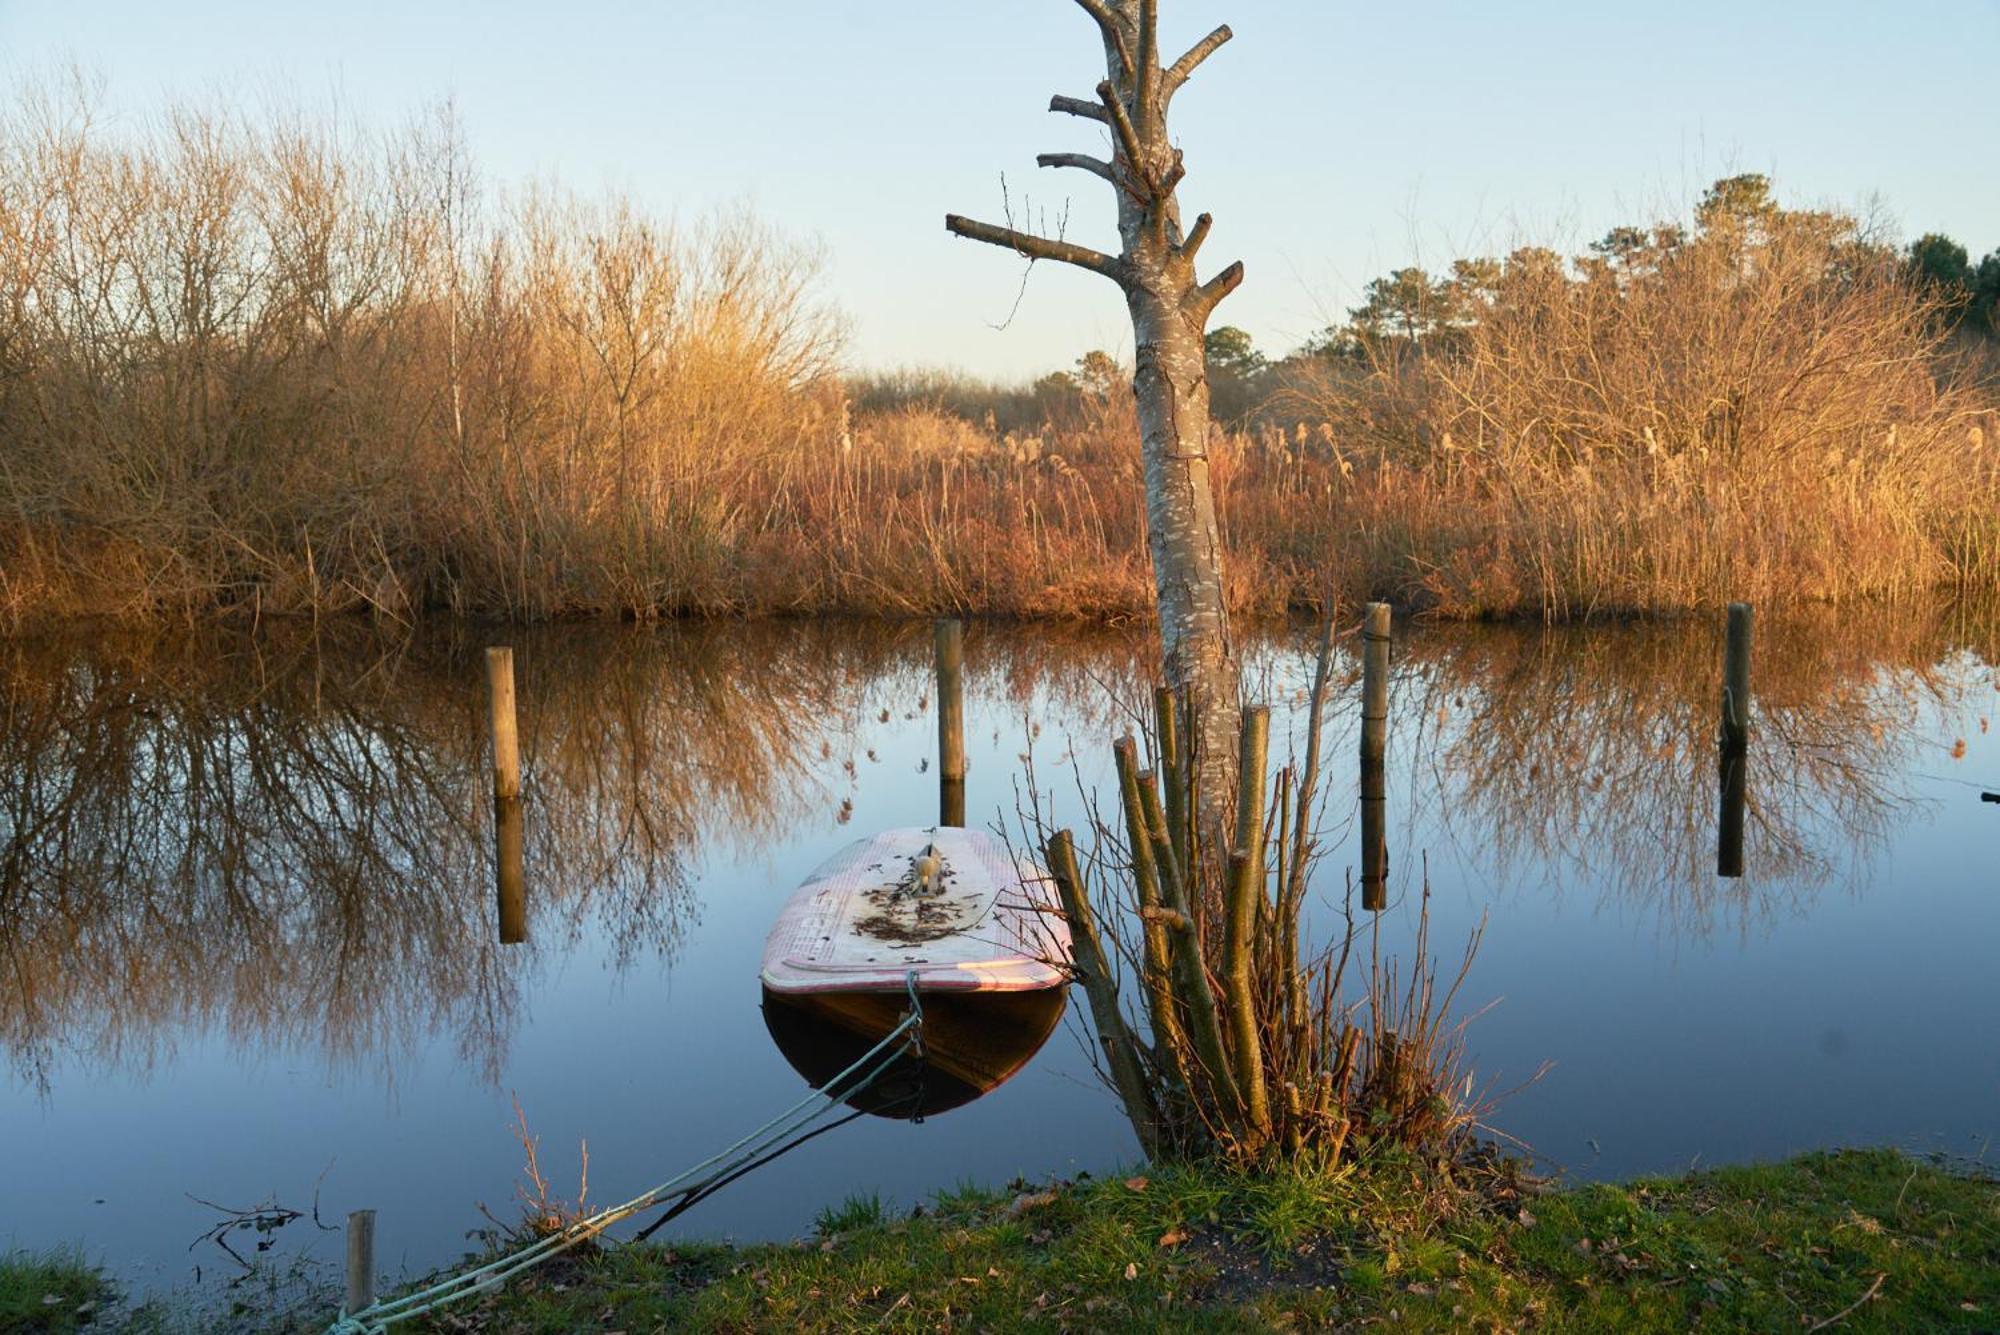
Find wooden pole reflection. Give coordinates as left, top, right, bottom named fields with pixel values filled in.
left=1717, top=604, right=1752, bottom=880
left=1717, top=751, right=1746, bottom=878
left=487, top=647, right=527, bottom=943
left=1360, top=603, right=1391, bottom=911
left=1361, top=754, right=1388, bottom=911
left=1721, top=602, right=1753, bottom=756
left=935, top=619, right=966, bottom=827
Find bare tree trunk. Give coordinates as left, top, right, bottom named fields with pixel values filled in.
left=947, top=0, right=1242, bottom=842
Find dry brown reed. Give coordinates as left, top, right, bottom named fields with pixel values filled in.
left=2, top=82, right=1993, bottom=627
left=0, top=81, right=842, bottom=624
left=1281, top=201, right=2000, bottom=617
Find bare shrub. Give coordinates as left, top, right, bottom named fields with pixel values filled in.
left=0, top=80, right=840, bottom=623
left=1030, top=625, right=1499, bottom=1167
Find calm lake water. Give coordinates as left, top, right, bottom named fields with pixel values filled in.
left=3, top=608, right=1997, bottom=1303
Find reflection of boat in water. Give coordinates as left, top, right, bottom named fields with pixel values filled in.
left=760, top=827, right=1070, bottom=1117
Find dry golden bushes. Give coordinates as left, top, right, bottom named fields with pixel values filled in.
left=0, top=84, right=845, bottom=623
left=1284, top=190, right=2000, bottom=617
left=0, top=84, right=1180, bottom=624
left=1, top=86, right=1992, bottom=626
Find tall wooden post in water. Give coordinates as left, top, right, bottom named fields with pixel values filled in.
left=1717, top=603, right=1752, bottom=878
left=935, top=619, right=967, bottom=827
left=1359, top=603, right=1391, bottom=911
left=487, top=647, right=527, bottom=943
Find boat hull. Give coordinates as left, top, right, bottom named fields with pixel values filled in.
left=761, top=983, right=1068, bottom=1118
left=759, top=826, right=1071, bottom=1116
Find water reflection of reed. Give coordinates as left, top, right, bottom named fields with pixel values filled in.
left=0, top=622, right=893, bottom=1088
left=5, top=605, right=1989, bottom=1087
left=1388, top=601, right=1996, bottom=933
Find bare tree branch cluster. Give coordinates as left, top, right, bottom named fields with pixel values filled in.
left=945, top=0, right=1239, bottom=309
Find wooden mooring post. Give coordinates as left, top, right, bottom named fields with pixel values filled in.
left=935, top=619, right=966, bottom=827
left=1360, top=603, right=1391, bottom=911
left=344, top=1208, right=376, bottom=1317
left=487, top=646, right=527, bottom=944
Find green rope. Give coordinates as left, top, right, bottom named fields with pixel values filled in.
left=328, top=973, right=925, bottom=1334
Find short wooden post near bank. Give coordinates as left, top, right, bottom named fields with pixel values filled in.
left=1717, top=603, right=1752, bottom=878
left=935, top=618, right=966, bottom=827
left=1360, top=603, right=1391, bottom=911
left=487, top=646, right=527, bottom=943
left=344, top=1208, right=376, bottom=1317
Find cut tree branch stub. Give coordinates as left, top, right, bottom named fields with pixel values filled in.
left=944, top=213, right=1123, bottom=279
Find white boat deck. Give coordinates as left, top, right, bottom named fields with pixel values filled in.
left=760, top=826, right=1070, bottom=994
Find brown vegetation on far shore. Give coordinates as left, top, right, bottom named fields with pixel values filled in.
left=1, top=86, right=1995, bottom=629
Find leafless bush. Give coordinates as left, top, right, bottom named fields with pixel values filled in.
left=1032, top=627, right=1499, bottom=1166
left=0, top=78, right=840, bottom=623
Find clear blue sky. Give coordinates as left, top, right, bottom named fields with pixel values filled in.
left=2, top=1, right=1994, bottom=379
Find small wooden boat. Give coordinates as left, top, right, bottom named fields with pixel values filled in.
left=760, top=826, right=1070, bottom=1118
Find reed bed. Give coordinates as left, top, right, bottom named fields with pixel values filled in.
left=1, top=84, right=1994, bottom=627
left=1280, top=200, right=2000, bottom=618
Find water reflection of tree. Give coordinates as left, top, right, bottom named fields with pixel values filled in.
left=8, top=606, right=1989, bottom=1088
left=0, top=622, right=875, bottom=1088
left=1382, top=603, right=1993, bottom=936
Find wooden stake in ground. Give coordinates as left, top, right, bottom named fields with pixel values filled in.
left=948, top=0, right=1245, bottom=851
left=345, top=1208, right=376, bottom=1317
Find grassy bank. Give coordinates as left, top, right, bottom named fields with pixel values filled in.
left=375, top=1148, right=1996, bottom=1332
left=0, top=1247, right=113, bottom=1332
left=8, top=1149, right=1996, bottom=1330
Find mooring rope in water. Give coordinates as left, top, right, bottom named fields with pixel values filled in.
left=327, top=972, right=926, bottom=1335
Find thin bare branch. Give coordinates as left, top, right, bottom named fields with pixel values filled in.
left=1073, top=0, right=1135, bottom=81
left=1186, top=259, right=1244, bottom=322
left=1179, top=211, right=1213, bottom=263
left=1048, top=93, right=1110, bottom=123
left=1164, top=24, right=1233, bottom=99
left=1095, top=80, right=1147, bottom=186
left=1036, top=152, right=1115, bottom=184
left=943, top=213, right=1123, bottom=279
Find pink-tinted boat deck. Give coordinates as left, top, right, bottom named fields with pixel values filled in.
left=760, top=826, right=1069, bottom=995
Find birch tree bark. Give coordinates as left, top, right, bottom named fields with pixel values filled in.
left=947, top=0, right=1243, bottom=835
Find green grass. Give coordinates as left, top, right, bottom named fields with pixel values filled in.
left=0, top=1247, right=113, bottom=1332
left=362, top=1147, right=1997, bottom=1332
left=16, top=1149, right=1996, bottom=1331
left=813, top=1192, right=888, bottom=1239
